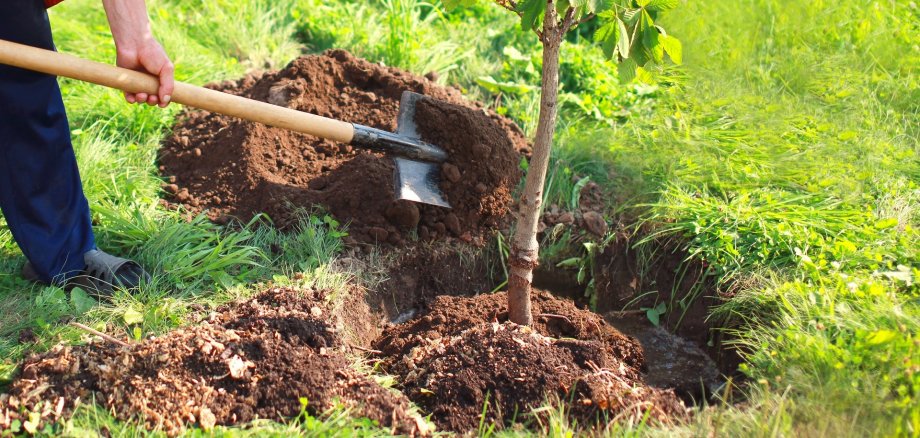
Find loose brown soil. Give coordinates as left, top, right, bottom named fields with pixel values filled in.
left=159, top=50, right=527, bottom=244
left=0, top=288, right=423, bottom=436
left=373, top=291, right=687, bottom=432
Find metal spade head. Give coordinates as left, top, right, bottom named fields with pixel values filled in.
left=349, top=91, right=451, bottom=208
left=392, top=91, right=450, bottom=208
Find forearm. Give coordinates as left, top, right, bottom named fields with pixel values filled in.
left=101, top=0, right=153, bottom=55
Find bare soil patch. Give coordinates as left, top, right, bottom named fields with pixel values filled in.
left=0, top=288, right=423, bottom=436
left=159, top=50, right=526, bottom=244
left=373, top=290, right=687, bottom=432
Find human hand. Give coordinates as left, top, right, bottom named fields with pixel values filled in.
left=115, top=40, right=174, bottom=107
left=102, top=0, right=174, bottom=107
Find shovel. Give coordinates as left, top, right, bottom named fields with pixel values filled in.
left=0, top=39, right=451, bottom=208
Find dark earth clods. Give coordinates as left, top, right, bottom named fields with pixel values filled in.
left=0, top=288, right=425, bottom=436
left=374, top=290, right=688, bottom=432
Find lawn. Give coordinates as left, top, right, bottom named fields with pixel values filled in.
left=0, top=0, right=918, bottom=436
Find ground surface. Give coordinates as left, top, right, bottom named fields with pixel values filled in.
left=0, top=0, right=916, bottom=436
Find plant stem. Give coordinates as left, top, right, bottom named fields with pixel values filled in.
left=70, top=322, right=131, bottom=348
left=507, top=2, right=565, bottom=326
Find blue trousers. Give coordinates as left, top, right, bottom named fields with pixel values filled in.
left=0, top=0, right=95, bottom=283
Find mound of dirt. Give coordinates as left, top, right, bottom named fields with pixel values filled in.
left=159, top=50, right=527, bottom=244
left=373, top=291, right=687, bottom=432
left=0, top=288, right=423, bottom=436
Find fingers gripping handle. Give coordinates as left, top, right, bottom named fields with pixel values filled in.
left=0, top=39, right=355, bottom=143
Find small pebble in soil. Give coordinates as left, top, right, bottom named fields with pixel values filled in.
left=441, top=163, right=462, bottom=183
left=368, top=227, right=389, bottom=242
left=582, top=211, right=608, bottom=236
left=385, top=201, right=421, bottom=230
left=471, top=143, right=491, bottom=159
left=558, top=211, right=575, bottom=225
left=443, top=213, right=461, bottom=236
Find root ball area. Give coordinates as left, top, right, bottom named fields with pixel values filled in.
left=373, top=291, right=688, bottom=432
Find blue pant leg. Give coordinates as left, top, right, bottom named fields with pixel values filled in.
left=0, top=0, right=96, bottom=283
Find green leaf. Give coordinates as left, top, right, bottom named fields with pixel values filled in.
left=556, top=257, right=582, bottom=268
left=475, top=76, right=536, bottom=94
left=622, top=8, right=640, bottom=25
left=655, top=302, right=667, bottom=314
left=556, top=0, right=571, bottom=16
left=875, top=218, right=899, bottom=229
left=635, top=66, right=654, bottom=82
left=571, top=0, right=601, bottom=14
left=70, top=287, right=96, bottom=315
left=838, top=131, right=858, bottom=140
left=570, top=177, right=591, bottom=210
left=659, top=34, right=682, bottom=64
left=618, top=58, right=638, bottom=82
left=636, top=0, right=651, bottom=6
left=518, top=0, right=546, bottom=31
left=640, top=10, right=659, bottom=49
left=646, top=308, right=660, bottom=326
left=123, top=308, right=144, bottom=325
left=647, top=0, right=679, bottom=11
left=866, top=330, right=897, bottom=345
left=593, top=19, right=620, bottom=59
left=617, top=17, right=631, bottom=58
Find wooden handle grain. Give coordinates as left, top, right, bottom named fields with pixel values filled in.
left=0, top=39, right=355, bottom=143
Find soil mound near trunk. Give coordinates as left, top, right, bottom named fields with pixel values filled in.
left=373, top=291, right=687, bottom=432
left=0, top=288, right=422, bottom=436
left=159, top=50, right=527, bottom=244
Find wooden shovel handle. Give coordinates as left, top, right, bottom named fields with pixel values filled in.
left=0, top=39, right=355, bottom=143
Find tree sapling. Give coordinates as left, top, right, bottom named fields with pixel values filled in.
left=447, top=0, right=683, bottom=324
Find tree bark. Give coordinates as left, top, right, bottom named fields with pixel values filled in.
left=507, top=4, right=564, bottom=326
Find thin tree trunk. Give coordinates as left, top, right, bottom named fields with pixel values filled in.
left=507, top=7, right=563, bottom=326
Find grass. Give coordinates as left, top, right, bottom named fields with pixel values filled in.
left=0, top=0, right=917, bottom=435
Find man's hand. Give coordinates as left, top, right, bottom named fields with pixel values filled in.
left=102, top=0, right=174, bottom=108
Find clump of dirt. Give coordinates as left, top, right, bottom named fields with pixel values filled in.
left=0, top=288, right=423, bottom=436
left=373, top=291, right=687, bottom=432
left=159, top=50, right=527, bottom=244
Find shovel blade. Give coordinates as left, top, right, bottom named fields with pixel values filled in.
left=393, top=157, right=450, bottom=208
left=391, top=90, right=450, bottom=208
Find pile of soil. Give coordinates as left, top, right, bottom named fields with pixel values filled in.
left=0, top=288, right=423, bottom=436
left=373, top=291, right=687, bottom=432
left=159, top=50, right=527, bottom=244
